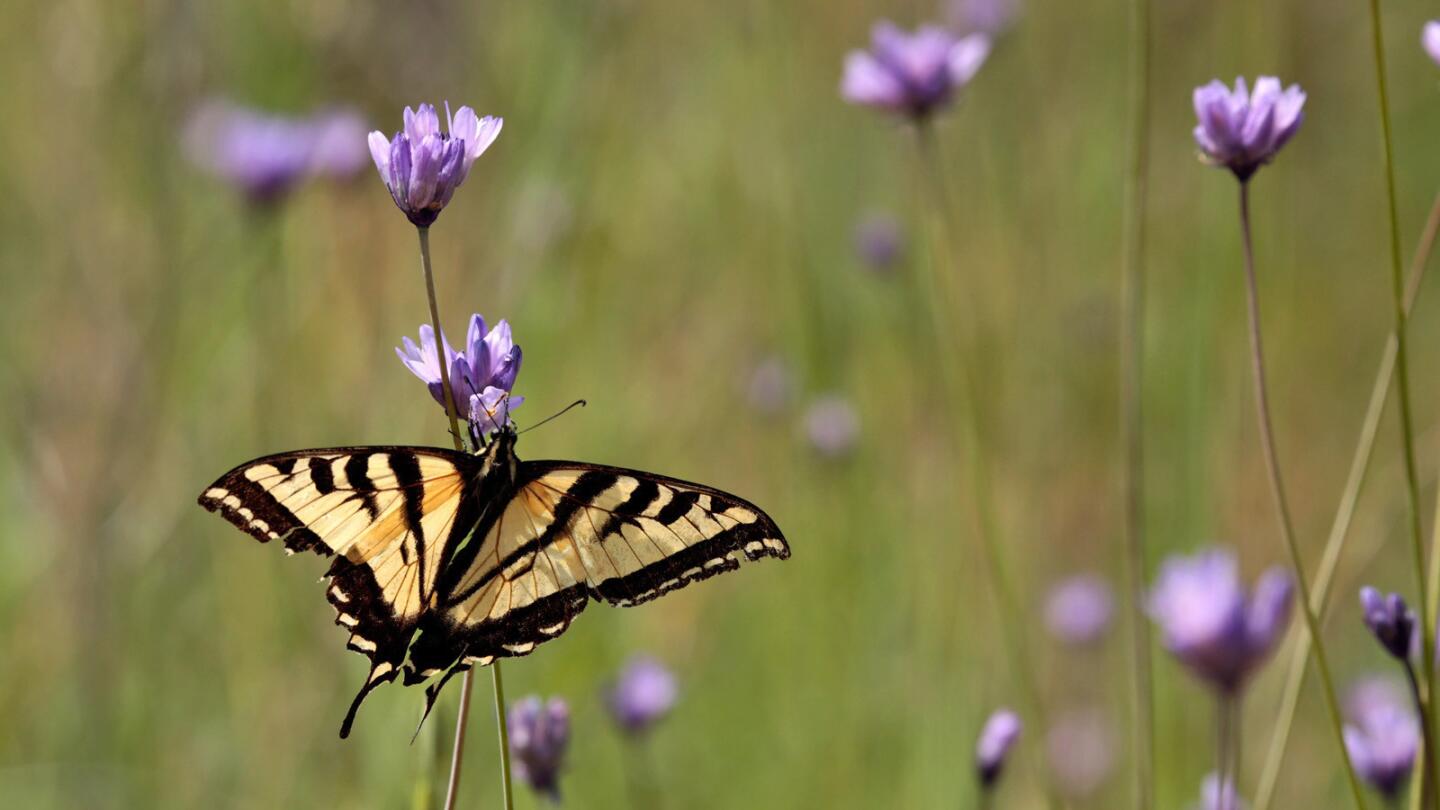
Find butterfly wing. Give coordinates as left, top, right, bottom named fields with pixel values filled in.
left=197, top=446, right=484, bottom=736
left=404, top=461, right=789, bottom=686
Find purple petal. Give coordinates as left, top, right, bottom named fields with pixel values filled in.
left=842, top=51, right=905, bottom=108
left=1426, top=21, right=1440, bottom=67
left=367, top=130, right=392, bottom=177
left=947, top=34, right=991, bottom=86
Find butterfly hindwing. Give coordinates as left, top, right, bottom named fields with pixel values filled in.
left=402, top=461, right=789, bottom=686
left=197, top=446, right=484, bottom=736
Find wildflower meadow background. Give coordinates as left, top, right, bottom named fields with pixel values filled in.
left=10, top=0, right=1440, bottom=808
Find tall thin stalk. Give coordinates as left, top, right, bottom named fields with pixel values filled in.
left=1236, top=183, right=1367, bottom=810
left=1118, top=0, right=1154, bottom=802
left=1365, top=0, right=1440, bottom=765
left=912, top=123, right=1053, bottom=808
left=415, top=227, right=516, bottom=810
left=1253, top=190, right=1440, bottom=810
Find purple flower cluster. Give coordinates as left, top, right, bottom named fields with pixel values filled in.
left=1045, top=574, right=1114, bottom=647
left=606, top=656, right=679, bottom=735
left=185, top=101, right=369, bottom=205
left=1425, top=21, right=1440, bottom=67
left=1192, top=77, right=1305, bottom=181
left=975, top=708, right=1022, bottom=788
left=509, top=696, right=571, bottom=800
left=842, top=21, right=990, bottom=120
left=396, top=314, right=523, bottom=439
left=1147, top=548, right=1293, bottom=693
left=1344, top=678, right=1419, bottom=800
left=369, top=103, right=503, bottom=227
left=1359, top=587, right=1417, bottom=661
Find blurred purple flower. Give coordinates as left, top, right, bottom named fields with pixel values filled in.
left=841, top=21, right=990, bottom=120
left=1195, top=773, right=1246, bottom=810
left=803, top=395, right=860, bottom=458
left=1045, top=708, right=1113, bottom=799
left=309, top=109, right=370, bottom=179
left=185, top=101, right=318, bottom=205
left=396, top=314, right=523, bottom=436
left=1425, top=21, right=1440, bottom=67
left=606, top=655, right=679, bottom=735
left=368, top=103, right=502, bottom=227
left=1147, top=548, right=1294, bottom=693
left=948, top=0, right=1020, bottom=36
left=1360, top=587, right=1416, bottom=662
left=1192, top=77, right=1305, bottom=181
left=509, top=696, right=570, bottom=801
left=1045, top=574, right=1114, bottom=647
left=1344, top=677, right=1419, bottom=800
left=975, top=708, right=1022, bottom=788
left=747, top=355, right=793, bottom=415
left=854, top=212, right=904, bottom=273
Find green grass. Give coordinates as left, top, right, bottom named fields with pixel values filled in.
left=6, top=0, right=1440, bottom=807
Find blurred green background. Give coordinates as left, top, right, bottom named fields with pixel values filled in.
left=7, top=0, right=1440, bottom=807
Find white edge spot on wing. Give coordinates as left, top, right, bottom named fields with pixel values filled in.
left=349, top=636, right=377, bottom=652
left=204, top=487, right=229, bottom=501
left=329, top=586, right=350, bottom=604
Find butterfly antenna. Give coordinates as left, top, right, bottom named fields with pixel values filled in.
left=518, top=399, right=587, bottom=435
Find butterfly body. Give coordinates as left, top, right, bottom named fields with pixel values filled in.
left=198, top=429, right=788, bottom=737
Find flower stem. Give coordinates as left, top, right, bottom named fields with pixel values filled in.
left=1405, top=661, right=1439, bottom=810
left=1251, top=189, right=1440, bottom=810
left=1216, top=694, right=1233, bottom=810
left=912, top=122, right=1053, bottom=808
left=1118, top=0, right=1154, bottom=801
left=416, top=226, right=515, bottom=810
left=1365, top=0, right=1440, bottom=776
left=1236, top=182, right=1368, bottom=810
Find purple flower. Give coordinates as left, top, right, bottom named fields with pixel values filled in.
left=854, top=212, right=904, bottom=273
left=1195, top=773, right=1246, bottom=810
left=368, top=103, right=502, bottom=227
left=1045, top=574, right=1114, bottom=647
left=1147, top=548, right=1294, bottom=693
left=1192, top=77, right=1305, bottom=181
left=841, top=22, right=990, bottom=120
left=1425, top=21, right=1440, bottom=67
left=746, top=355, right=793, bottom=415
left=803, top=395, right=860, bottom=458
left=1360, top=587, right=1416, bottom=662
left=975, top=708, right=1022, bottom=788
left=308, top=109, right=370, bottom=179
left=1344, top=678, right=1419, bottom=800
left=1045, top=708, right=1113, bottom=799
left=396, top=314, right=523, bottom=437
left=185, top=101, right=318, bottom=205
left=606, top=656, right=679, bottom=735
left=509, top=696, right=570, bottom=800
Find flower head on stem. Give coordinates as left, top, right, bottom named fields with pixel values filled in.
left=841, top=21, right=990, bottom=121
left=509, top=696, right=571, bottom=801
left=606, top=655, right=679, bottom=736
left=396, top=315, right=524, bottom=441
left=1344, top=677, right=1419, bottom=802
left=368, top=103, right=503, bottom=227
left=1192, top=77, right=1305, bottom=182
left=975, top=707, right=1022, bottom=789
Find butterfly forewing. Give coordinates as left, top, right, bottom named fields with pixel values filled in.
left=198, top=446, right=484, bottom=736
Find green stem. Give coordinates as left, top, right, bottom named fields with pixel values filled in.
left=1216, top=695, right=1233, bottom=810
left=417, top=227, right=515, bottom=810
left=1237, top=182, right=1367, bottom=810
left=912, top=122, right=1053, bottom=808
left=1365, top=0, right=1440, bottom=772
left=1118, top=0, right=1154, bottom=802
left=1405, top=661, right=1439, bottom=810
left=1252, top=189, right=1440, bottom=810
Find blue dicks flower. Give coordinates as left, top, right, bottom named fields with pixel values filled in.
left=1195, top=773, right=1246, bottom=810
left=975, top=708, right=1022, bottom=789
left=1192, top=77, right=1305, bottom=182
left=185, top=101, right=321, bottom=205
left=368, top=103, right=502, bottom=227
left=841, top=21, right=990, bottom=120
left=396, top=315, right=523, bottom=436
left=803, top=395, right=860, bottom=459
left=1147, top=548, right=1294, bottom=694
left=1344, top=678, right=1419, bottom=800
left=1045, top=574, right=1114, bottom=647
left=509, top=696, right=570, bottom=801
left=854, top=212, right=904, bottom=273
left=1425, top=22, right=1440, bottom=68
left=1360, top=587, right=1417, bottom=662
left=606, top=656, right=679, bottom=736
